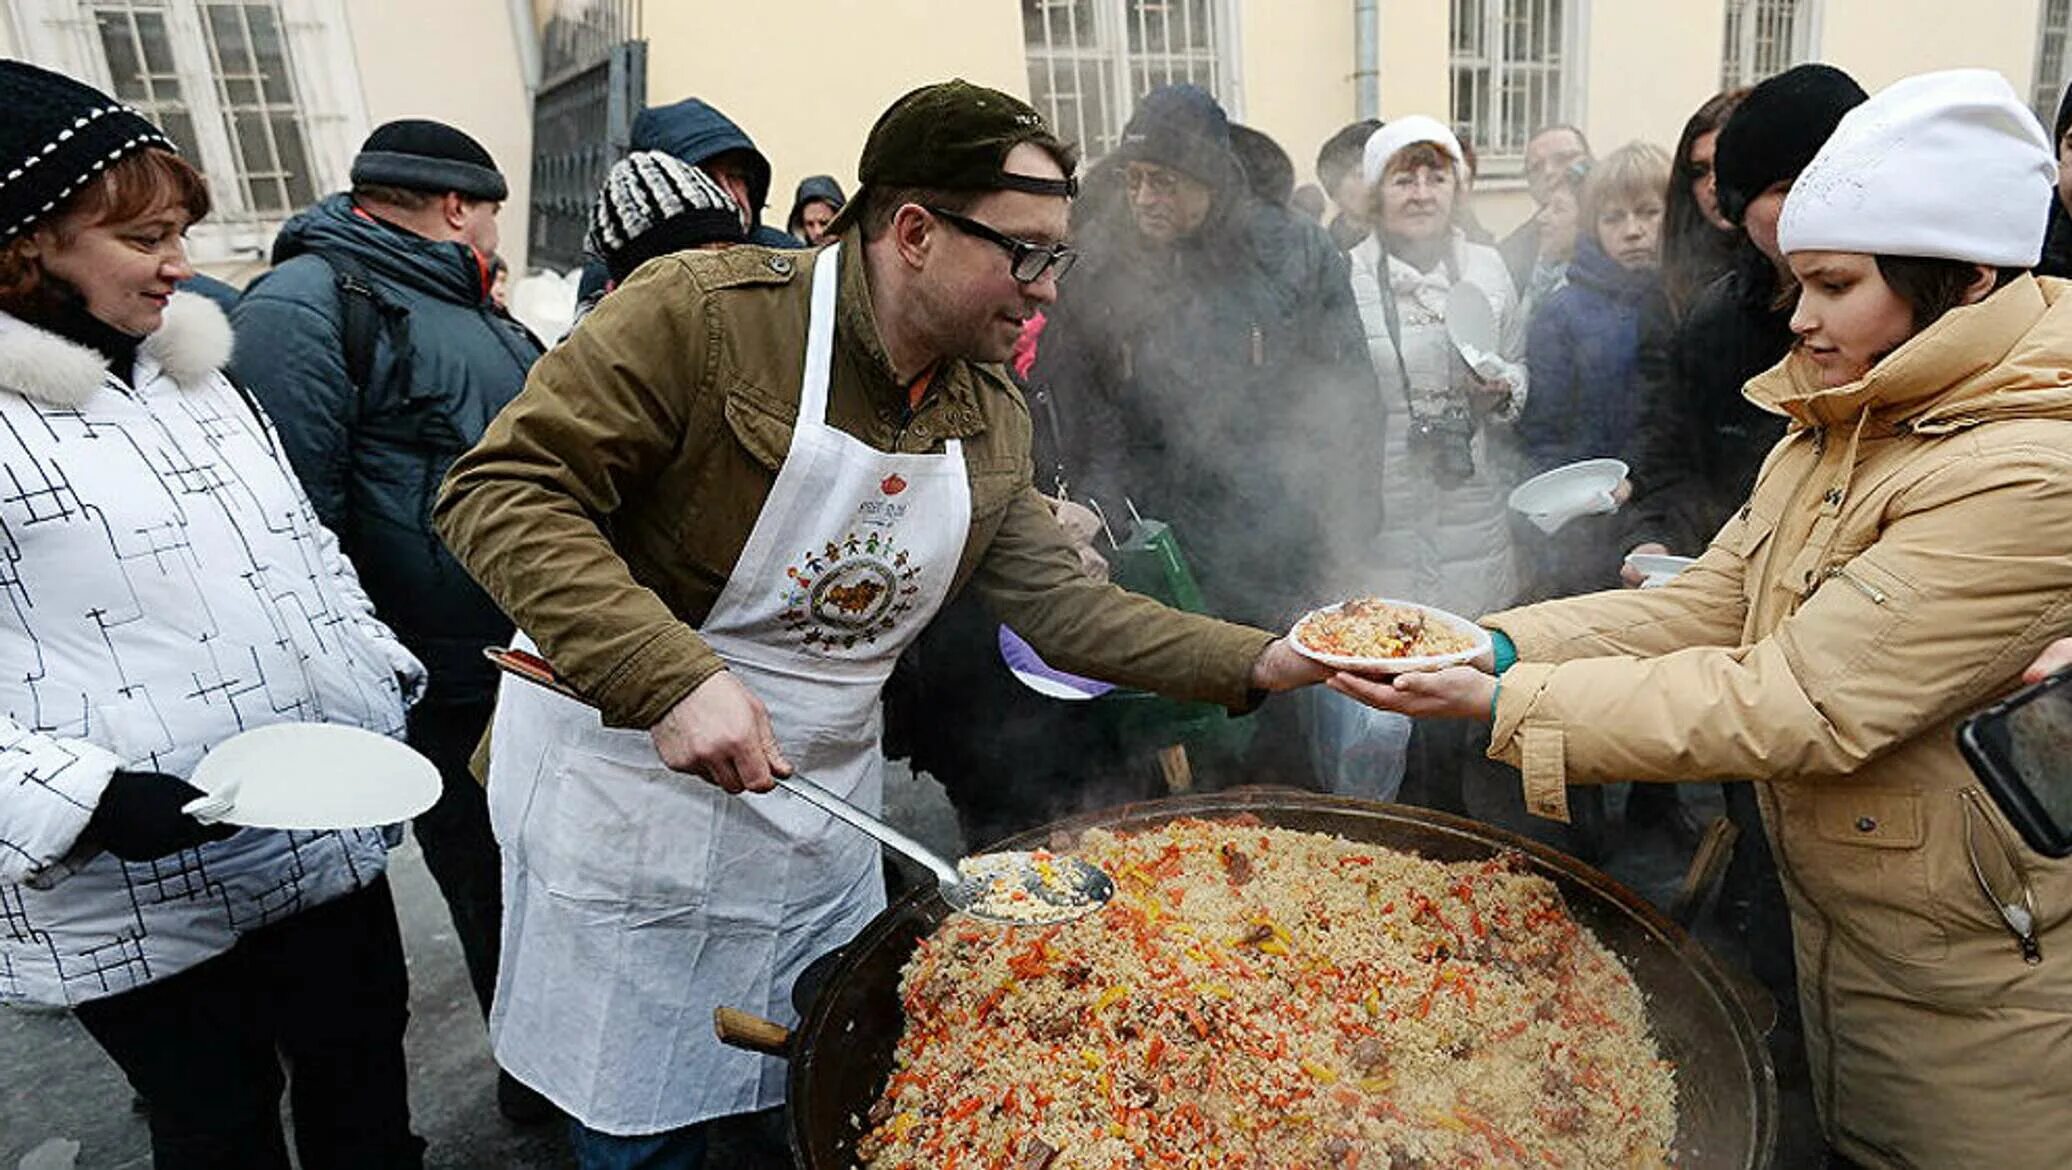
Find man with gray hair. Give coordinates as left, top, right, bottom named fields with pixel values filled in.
left=1498, top=123, right=1593, bottom=296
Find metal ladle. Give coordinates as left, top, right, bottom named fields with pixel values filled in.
left=772, top=775, right=1113, bottom=926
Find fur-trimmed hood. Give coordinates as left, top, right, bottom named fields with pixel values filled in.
left=0, top=290, right=235, bottom=408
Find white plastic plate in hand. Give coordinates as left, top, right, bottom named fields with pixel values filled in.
left=1625, top=552, right=1698, bottom=589
left=1288, top=599, right=1493, bottom=673
left=181, top=723, right=440, bottom=830
left=1444, top=281, right=1501, bottom=374
left=1508, top=458, right=1629, bottom=535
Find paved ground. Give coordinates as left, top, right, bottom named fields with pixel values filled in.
left=5, top=763, right=1820, bottom=1169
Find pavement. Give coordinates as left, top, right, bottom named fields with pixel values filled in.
left=5, top=762, right=1821, bottom=1169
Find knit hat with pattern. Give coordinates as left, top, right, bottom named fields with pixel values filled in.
left=0, top=61, right=178, bottom=242
left=587, top=151, right=746, bottom=282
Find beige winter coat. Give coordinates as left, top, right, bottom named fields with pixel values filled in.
left=1481, top=275, right=2072, bottom=1169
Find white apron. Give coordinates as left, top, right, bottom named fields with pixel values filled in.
left=484, top=244, right=970, bottom=1134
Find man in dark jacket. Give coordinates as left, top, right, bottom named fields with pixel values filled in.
left=1315, top=118, right=1381, bottom=251
left=1032, top=84, right=1383, bottom=789
left=1498, top=124, right=1591, bottom=297
left=576, top=97, right=798, bottom=299
left=229, top=118, right=548, bottom=1119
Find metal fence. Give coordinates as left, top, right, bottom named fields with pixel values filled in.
left=531, top=0, right=645, bottom=272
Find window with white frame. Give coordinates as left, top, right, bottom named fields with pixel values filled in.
left=11, top=0, right=367, bottom=261
left=2034, top=0, right=2072, bottom=125
left=1021, top=0, right=1237, bottom=160
left=1720, top=0, right=1819, bottom=90
left=1450, top=0, right=1583, bottom=176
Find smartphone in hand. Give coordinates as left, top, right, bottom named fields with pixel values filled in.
left=1960, top=669, right=2072, bottom=858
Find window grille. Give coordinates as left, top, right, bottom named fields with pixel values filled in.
left=91, top=1, right=204, bottom=161
left=197, top=2, right=315, bottom=215
left=1022, top=0, right=1231, bottom=160
left=1721, top=0, right=1814, bottom=90
left=1450, top=0, right=1577, bottom=174
left=88, top=0, right=320, bottom=222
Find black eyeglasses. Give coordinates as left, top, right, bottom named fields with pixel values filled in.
left=924, top=206, right=1077, bottom=284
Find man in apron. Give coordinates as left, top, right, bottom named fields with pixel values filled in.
left=434, top=81, right=1328, bottom=1168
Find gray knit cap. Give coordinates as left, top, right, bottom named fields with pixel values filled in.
left=586, top=151, right=746, bottom=282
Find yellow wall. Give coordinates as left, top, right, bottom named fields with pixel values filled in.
left=642, top=0, right=1028, bottom=232
left=1584, top=0, right=1725, bottom=157
left=347, top=0, right=536, bottom=267
left=1817, top=0, right=2041, bottom=94
left=1378, top=0, right=1452, bottom=126
left=1234, top=0, right=1355, bottom=191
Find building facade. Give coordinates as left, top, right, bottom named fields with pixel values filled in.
left=2, top=1, right=2055, bottom=280
left=1, top=0, right=537, bottom=282
left=637, top=0, right=2051, bottom=237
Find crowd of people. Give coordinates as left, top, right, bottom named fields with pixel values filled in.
left=3, top=44, right=2071, bottom=1170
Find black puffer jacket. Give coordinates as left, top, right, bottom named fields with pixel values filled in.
left=1623, top=248, right=1793, bottom=555
left=1034, top=170, right=1383, bottom=630
left=232, top=194, right=543, bottom=706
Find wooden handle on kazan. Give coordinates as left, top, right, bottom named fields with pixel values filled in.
left=714, top=1007, right=793, bottom=1057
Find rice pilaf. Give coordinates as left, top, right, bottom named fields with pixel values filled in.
left=1295, top=599, right=1480, bottom=662
left=857, top=818, right=1675, bottom=1170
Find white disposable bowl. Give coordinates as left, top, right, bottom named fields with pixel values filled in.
left=1289, top=599, right=1492, bottom=672
left=1625, top=552, right=1699, bottom=588
left=1509, top=458, right=1629, bottom=535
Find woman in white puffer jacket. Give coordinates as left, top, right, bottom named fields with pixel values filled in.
left=1342, top=117, right=1529, bottom=811
left=1347, top=117, right=1529, bottom=620
left=0, top=61, right=426, bottom=1168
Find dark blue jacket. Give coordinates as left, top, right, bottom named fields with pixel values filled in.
left=1519, top=236, right=1657, bottom=473
left=576, top=99, right=799, bottom=298
left=230, top=193, right=543, bottom=707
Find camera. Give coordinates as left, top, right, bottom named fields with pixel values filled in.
left=1407, top=402, right=1477, bottom=488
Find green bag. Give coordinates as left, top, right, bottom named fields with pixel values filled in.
left=1097, top=510, right=1255, bottom=781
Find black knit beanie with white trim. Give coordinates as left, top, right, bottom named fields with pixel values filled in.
left=587, top=151, right=746, bottom=283
left=0, top=60, right=178, bottom=242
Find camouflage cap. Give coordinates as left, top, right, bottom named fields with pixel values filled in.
left=829, top=79, right=1078, bottom=233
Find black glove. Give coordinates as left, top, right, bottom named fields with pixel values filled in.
left=86, top=770, right=239, bottom=862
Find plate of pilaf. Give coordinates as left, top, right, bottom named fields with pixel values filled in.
left=854, top=818, right=1678, bottom=1170
left=1289, top=597, right=1491, bottom=672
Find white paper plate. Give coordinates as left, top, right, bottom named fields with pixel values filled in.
left=1288, top=599, right=1492, bottom=672
left=1508, top=458, right=1629, bottom=535
left=1625, top=552, right=1698, bottom=588
left=1444, top=282, right=1503, bottom=378
left=182, top=723, right=440, bottom=830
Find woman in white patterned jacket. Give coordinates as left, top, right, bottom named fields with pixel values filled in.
left=0, top=62, right=427, bottom=1169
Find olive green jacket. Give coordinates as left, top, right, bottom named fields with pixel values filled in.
left=434, top=233, right=1274, bottom=731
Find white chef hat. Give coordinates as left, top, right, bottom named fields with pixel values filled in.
left=1362, top=116, right=1466, bottom=185
left=1779, top=68, right=2057, bottom=267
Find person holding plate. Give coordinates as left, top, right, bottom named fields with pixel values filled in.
left=1335, top=70, right=2072, bottom=1169
left=0, top=62, right=428, bottom=1168
left=434, top=81, right=1328, bottom=1169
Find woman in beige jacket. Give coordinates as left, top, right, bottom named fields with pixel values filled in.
left=1340, top=71, right=2072, bottom=1169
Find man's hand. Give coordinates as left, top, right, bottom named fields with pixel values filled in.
left=1621, top=541, right=1671, bottom=588
left=2023, top=637, right=2072, bottom=685
left=1327, top=665, right=1498, bottom=721
left=1249, top=638, right=1331, bottom=693
left=649, top=672, right=792, bottom=794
